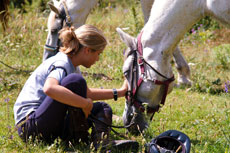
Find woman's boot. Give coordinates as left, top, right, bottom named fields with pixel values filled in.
left=90, top=115, right=139, bottom=152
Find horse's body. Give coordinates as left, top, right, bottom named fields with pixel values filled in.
left=117, top=0, right=230, bottom=134
left=141, top=0, right=191, bottom=87
left=44, top=0, right=191, bottom=87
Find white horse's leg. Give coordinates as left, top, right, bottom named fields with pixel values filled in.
left=173, top=47, right=191, bottom=86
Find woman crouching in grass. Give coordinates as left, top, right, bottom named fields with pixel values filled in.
left=13, top=25, right=138, bottom=150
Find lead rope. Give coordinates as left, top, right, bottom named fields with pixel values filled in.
left=88, top=114, right=136, bottom=139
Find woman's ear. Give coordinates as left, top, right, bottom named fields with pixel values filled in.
left=83, top=47, right=91, bottom=54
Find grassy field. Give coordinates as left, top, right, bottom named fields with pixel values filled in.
left=0, top=1, right=230, bottom=152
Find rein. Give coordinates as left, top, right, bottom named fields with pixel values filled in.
left=126, top=31, right=175, bottom=120
left=88, top=114, right=135, bottom=139
left=88, top=114, right=135, bottom=129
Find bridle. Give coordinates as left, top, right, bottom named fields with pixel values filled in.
left=125, top=31, right=175, bottom=120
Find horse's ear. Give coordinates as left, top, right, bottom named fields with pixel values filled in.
left=116, top=27, right=136, bottom=50
left=48, top=1, right=60, bottom=15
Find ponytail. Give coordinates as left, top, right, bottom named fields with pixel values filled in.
left=59, top=26, right=81, bottom=56
left=59, top=25, right=107, bottom=57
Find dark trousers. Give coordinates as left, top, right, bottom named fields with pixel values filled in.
left=17, top=73, right=112, bottom=143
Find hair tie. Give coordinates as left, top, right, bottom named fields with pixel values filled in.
left=70, top=26, right=77, bottom=41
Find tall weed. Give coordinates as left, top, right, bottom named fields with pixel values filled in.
left=212, top=44, right=230, bottom=69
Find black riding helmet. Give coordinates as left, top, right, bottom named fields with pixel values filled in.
left=145, top=130, right=191, bottom=153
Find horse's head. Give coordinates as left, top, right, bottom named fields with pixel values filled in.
left=43, top=1, right=72, bottom=60
left=43, top=0, right=98, bottom=61
left=116, top=28, right=175, bottom=134
left=205, top=0, right=230, bottom=27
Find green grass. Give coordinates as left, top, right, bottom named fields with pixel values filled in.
left=0, top=1, right=230, bottom=152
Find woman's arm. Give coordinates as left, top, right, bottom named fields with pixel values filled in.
left=43, top=77, right=93, bottom=117
left=87, top=80, right=128, bottom=101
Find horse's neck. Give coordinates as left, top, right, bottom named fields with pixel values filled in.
left=65, top=0, right=98, bottom=28
left=142, top=0, right=205, bottom=61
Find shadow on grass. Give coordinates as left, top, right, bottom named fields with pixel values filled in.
left=0, top=61, right=33, bottom=74
left=190, top=139, right=200, bottom=145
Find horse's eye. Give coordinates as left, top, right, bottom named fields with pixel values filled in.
left=123, top=70, right=130, bottom=76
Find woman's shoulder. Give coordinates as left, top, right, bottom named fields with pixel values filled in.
left=51, top=59, right=77, bottom=75
left=47, top=52, right=71, bottom=67
left=42, top=52, right=76, bottom=74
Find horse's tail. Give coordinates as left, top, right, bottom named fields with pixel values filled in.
left=0, top=0, right=10, bottom=31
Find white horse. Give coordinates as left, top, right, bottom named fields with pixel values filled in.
left=117, top=0, right=230, bottom=134
left=43, top=0, right=191, bottom=86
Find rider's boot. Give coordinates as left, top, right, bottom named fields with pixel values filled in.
left=91, top=115, right=139, bottom=152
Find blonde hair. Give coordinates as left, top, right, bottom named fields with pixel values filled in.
left=59, top=25, right=107, bottom=56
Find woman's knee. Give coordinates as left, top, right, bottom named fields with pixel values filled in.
left=92, top=102, right=112, bottom=119
left=101, top=102, right=113, bottom=117
left=60, top=73, right=87, bottom=97
left=61, top=73, right=86, bottom=86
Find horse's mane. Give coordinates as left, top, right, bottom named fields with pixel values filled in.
left=0, top=0, right=10, bottom=31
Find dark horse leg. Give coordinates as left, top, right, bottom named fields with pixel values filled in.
left=0, top=0, right=10, bottom=31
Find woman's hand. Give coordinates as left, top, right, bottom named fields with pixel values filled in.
left=118, top=79, right=129, bottom=97
left=82, top=98, right=93, bottom=118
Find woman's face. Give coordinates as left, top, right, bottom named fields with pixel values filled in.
left=84, top=48, right=103, bottom=68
